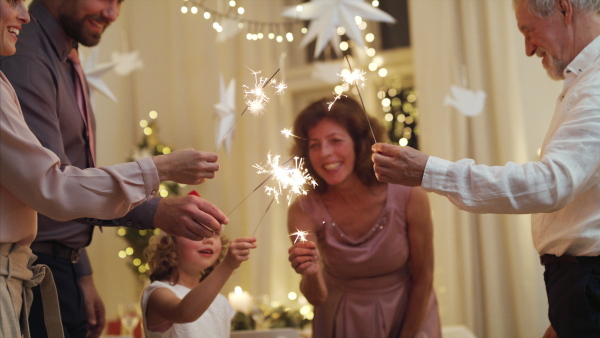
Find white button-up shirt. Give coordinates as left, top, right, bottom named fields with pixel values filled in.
left=422, top=36, right=600, bottom=256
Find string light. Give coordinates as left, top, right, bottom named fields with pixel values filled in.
left=179, top=0, right=387, bottom=76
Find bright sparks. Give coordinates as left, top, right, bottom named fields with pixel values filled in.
left=253, top=153, right=317, bottom=205
left=289, top=229, right=309, bottom=243
left=243, top=69, right=286, bottom=115
left=281, top=128, right=306, bottom=140
left=328, top=68, right=367, bottom=110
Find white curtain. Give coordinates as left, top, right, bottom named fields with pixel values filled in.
left=409, top=0, right=561, bottom=337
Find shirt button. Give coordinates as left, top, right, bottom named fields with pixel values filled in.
left=126, top=221, right=133, bottom=226
left=151, top=190, right=157, bottom=195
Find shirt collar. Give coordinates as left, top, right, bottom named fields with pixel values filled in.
left=563, top=35, right=600, bottom=82
left=29, top=0, right=77, bottom=62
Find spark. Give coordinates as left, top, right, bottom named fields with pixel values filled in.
left=289, top=229, right=309, bottom=243
left=328, top=55, right=377, bottom=143
left=327, top=68, right=366, bottom=110
left=281, top=128, right=306, bottom=140
left=253, top=153, right=317, bottom=206
left=243, top=69, right=287, bottom=115
left=214, top=68, right=283, bottom=151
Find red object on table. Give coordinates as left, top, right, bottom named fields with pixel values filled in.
left=106, top=318, right=142, bottom=338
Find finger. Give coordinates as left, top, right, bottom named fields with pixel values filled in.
left=199, top=162, right=220, bottom=172
left=200, top=151, right=219, bottom=163
left=195, top=198, right=229, bottom=225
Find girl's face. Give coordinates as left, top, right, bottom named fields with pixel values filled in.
left=308, top=118, right=357, bottom=187
left=177, top=235, right=222, bottom=275
left=0, top=0, right=30, bottom=56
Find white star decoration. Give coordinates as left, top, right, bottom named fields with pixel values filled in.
left=214, top=74, right=237, bottom=154
left=282, top=0, right=395, bottom=58
left=444, top=85, right=487, bottom=117
left=82, top=47, right=143, bottom=103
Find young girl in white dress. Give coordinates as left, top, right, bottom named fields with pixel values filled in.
left=141, top=231, right=257, bottom=337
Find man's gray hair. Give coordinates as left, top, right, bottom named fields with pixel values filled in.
left=514, top=0, right=600, bottom=17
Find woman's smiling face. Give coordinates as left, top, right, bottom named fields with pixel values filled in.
left=307, top=118, right=356, bottom=187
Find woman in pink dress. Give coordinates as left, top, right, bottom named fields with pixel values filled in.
left=287, top=96, right=441, bottom=338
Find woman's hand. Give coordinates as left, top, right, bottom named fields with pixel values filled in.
left=288, top=241, right=320, bottom=275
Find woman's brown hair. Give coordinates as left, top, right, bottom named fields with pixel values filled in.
left=291, top=96, right=387, bottom=193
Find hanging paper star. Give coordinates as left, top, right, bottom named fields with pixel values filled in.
left=83, top=47, right=119, bottom=102
left=214, top=74, right=237, bottom=154
left=281, top=0, right=395, bottom=58
left=217, top=18, right=242, bottom=43
left=111, top=50, right=144, bottom=76
left=82, top=47, right=144, bottom=103
left=443, top=85, right=487, bottom=117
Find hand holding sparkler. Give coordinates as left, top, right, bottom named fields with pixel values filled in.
left=222, top=237, right=258, bottom=271
left=288, top=239, right=321, bottom=276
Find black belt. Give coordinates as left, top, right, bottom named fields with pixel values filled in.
left=540, top=254, right=600, bottom=266
left=30, top=242, right=81, bottom=263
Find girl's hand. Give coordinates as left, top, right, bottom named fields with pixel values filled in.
left=288, top=241, right=320, bottom=275
left=224, top=237, right=257, bottom=270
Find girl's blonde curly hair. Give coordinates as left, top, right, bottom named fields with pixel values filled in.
left=145, top=231, right=230, bottom=285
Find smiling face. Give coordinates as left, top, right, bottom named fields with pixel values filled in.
left=177, top=235, right=223, bottom=276
left=515, top=0, right=571, bottom=80
left=307, top=118, right=357, bottom=188
left=0, top=0, right=30, bottom=56
left=56, top=0, right=122, bottom=46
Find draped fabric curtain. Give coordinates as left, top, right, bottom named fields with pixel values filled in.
left=408, top=0, right=561, bottom=337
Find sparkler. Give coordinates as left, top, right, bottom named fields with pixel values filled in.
left=253, top=153, right=317, bottom=206
left=214, top=68, right=285, bottom=151
left=328, top=55, right=377, bottom=144
left=281, top=128, right=306, bottom=141
left=250, top=153, right=317, bottom=236
left=289, top=228, right=309, bottom=243
left=226, top=156, right=295, bottom=216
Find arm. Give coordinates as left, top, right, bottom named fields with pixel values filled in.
left=146, top=237, right=257, bottom=325
left=78, top=274, right=105, bottom=338
left=399, top=187, right=435, bottom=338
left=287, top=199, right=328, bottom=306
left=373, top=92, right=600, bottom=214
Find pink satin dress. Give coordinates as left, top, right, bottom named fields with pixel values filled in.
left=301, top=184, right=441, bottom=338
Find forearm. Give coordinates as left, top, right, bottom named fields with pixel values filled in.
left=399, top=275, right=433, bottom=338
left=300, top=269, right=328, bottom=306
left=175, top=264, right=235, bottom=323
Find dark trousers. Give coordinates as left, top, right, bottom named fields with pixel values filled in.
left=29, top=252, right=88, bottom=338
left=544, top=256, right=600, bottom=338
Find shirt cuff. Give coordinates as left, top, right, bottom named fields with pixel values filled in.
left=136, top=157, right=160, bottom=198
left=422, top=156, right=452, bottom=192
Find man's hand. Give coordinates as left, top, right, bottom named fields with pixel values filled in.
left=152, top=148, right=219, bottom=185
left=154, top=195, right=228, bottom=240
left=371, top=143, right=429, bottom=187
left=79, top=274, right=105, bottom=338
left=542, top=325, right=558, bottom=338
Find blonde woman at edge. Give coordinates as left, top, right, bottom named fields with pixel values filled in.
left=0, top=1, right=228, bottom=337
